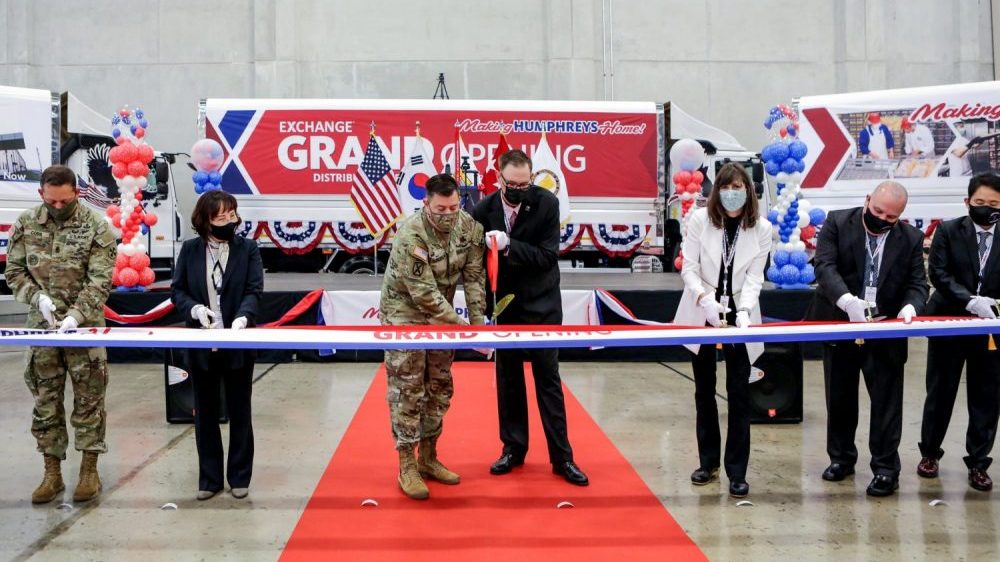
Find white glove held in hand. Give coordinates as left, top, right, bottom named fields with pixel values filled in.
left=698, top=295, right=731, bottom=328
left=231, top=316, right=248, bottom=330
left=192, top=305, right=218, bottom=329
left=735, top=310, right=752, bottom=329
left=37, top=294, right=57, bottom=327
left=485, top=230, right=509, bottom=251
left=57, top=315, right=78, bottom=333
left=897, top=304, right=916, bottom=324
left=967, top=296, right=998, bottom=319
left=840, top=295, right=871, bottom=323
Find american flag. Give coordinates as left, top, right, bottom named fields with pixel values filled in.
left=351, top=135, right=402, bottom=235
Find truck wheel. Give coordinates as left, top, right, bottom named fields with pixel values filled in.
left=339, top=256, right=377, bottom=274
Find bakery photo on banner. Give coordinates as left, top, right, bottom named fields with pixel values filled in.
left=798, top=81, right=1000, bottom=191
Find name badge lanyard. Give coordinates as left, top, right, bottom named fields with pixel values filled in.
left=207, top=245, right=224, bottom=311
left=719, top=228, right=740, bottom=323
left=864, top=231, right=888, bottom=309
left=977, top=237, right=990, bottom=295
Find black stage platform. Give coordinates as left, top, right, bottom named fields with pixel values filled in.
left=110, top=272, right=817, bottom=364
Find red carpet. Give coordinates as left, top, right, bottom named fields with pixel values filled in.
left=281, top=362, right=704, bottom=561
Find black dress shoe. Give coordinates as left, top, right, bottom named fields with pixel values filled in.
left=489, top=453, right=524, bottom=475
left=552, top=461, right=589, bottom=486
left=690, top=467, right=719, bottom=486
left=729, top=480, right=749, bottom=498
left=822, top=463, right=855, bottom=482
left=866, top=474, right=899, bottom=497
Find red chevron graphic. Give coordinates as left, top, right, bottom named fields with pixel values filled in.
left=801, top=107, right=851, bottom=188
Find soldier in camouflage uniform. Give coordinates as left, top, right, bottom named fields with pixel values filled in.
left=5, top=165, right=116, bottom=504
left=380, top=173, right=486, bottom=499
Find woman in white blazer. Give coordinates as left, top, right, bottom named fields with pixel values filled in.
left=674, top=163, right=772, bottom=498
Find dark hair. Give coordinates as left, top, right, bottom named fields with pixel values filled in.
left=499, top=148, right=532, bottom=171
left=191, top=191, right=238, bottom=238
left=39, top=165, right=77, bottom=189
left=968, top=173, right=1000, bottom=198
left=706, top=162, right=758, bottom=229
left=425, top=173, right=458, bottom=199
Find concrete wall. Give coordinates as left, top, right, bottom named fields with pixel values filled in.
left=1, top=0, right=994, bottom=215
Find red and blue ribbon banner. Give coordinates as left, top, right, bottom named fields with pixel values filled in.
left=237, top=219, right=265, bottom=240
left=2, top=319, right=998, bottom=350
left=589, top=224, right=651, bottom=258
left=329, top=222, right=391, bottom=254
left=559, top=223, right=587, bottom=255
left=260, top=221, right=328, bottom=255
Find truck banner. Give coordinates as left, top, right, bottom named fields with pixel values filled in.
left=203, top=99, right=660, bottom=204
left=0, top=86, right=56, bottom=200
left=799, top=81, right=1000, bottom=191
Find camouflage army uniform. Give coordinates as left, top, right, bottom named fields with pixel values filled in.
left=380, top=208, right=486, bottom=448
left=5, top=204, right=117, bottom=459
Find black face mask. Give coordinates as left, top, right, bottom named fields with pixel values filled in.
left=210, top=221, right=239, bottom=241
left=969, top=205, right=1000, bottom=227
left=503, top=186, right=529, bottom=206
left=863, top=206, right=895, bottom=234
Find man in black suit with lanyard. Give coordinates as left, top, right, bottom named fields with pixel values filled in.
left=918, top=173, right=1000, bottom=492
left=810, top=181, right=928, bottom=497
left=471, top=149, right=588, bottom=486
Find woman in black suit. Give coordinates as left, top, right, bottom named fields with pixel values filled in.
left=171, top=191, right=263, bottom=500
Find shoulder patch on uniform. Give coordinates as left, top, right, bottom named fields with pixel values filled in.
left=412, top=246, right=428, bottom=263
left=412, top=261, right=425, bottom=277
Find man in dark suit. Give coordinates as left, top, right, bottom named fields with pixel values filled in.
left=471, top=149, right=588, bottom=486
left=918, top=173, right=1000, bottom=492
left=810, top=181, right=928, bottom=497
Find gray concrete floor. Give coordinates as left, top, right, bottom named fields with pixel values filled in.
left=0, top=339, right=996, bottom=561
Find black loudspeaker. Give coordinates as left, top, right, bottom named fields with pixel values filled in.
left=749, top=343, right=803, bottom=424
left=164, top=349, right=228, bottom=424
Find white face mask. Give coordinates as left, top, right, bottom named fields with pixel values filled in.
left=720, top=189, right=747, bottom=212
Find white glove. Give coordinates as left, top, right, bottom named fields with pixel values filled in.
left=231, top=316, right=248, bottom=330
left=57, top=315, right=78, bottom=333
left=839, top=295, right=871, bottom=323
left=735, top=310, right=752, bottom=329
left=698, top=295, right=731, bottom=328
left=897, top=304, right=916, bottom=324
left=485, top=230, right=509, bottom=251
left=192, top=305, right=218, bottom=328
left=967, top=296, right=998, bottom=319
left=36, top=294, right=57, bottom=327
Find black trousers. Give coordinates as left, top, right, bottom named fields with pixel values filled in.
left=192, top=352, right=255, bottom=492
left=920, top=335, right=1000, bottom=470
left=691, top=343, right=751, bottom=480
left=495, top=347, right=573, bottom=464
left=823, top=340, right=905, bottom=476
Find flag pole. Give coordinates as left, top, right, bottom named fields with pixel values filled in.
left=370, top=121, right=378, bottom=277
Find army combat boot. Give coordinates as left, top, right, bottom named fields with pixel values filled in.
left=418, top=436, right=460, bottom=484
left=73, top=451, right=102, bottom=502
left=32, top=454, right=65, bottom=504
left=398, top=445, right=429, bottom=500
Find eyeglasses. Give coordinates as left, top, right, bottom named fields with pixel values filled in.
left=501, top=177, right=531, bottom=190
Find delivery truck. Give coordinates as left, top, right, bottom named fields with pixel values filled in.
left=0, top=86, right=181, bottom=290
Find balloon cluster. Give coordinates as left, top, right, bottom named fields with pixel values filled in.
left=190, top=139, right=225, bottom=193
left=106, top=106, right=158, bottom=291
left=763, top=103, right=798, bottom=140
left=760, top=104, right=827, bottom=288
left=668, top=139, right=707, bottom=271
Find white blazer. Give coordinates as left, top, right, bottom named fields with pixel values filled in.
left=673, top=207, right=772, bottom=363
